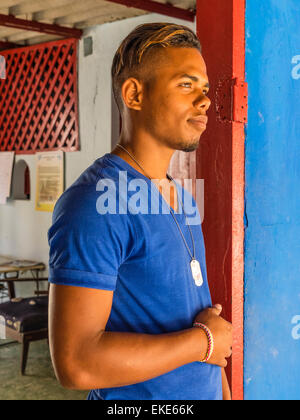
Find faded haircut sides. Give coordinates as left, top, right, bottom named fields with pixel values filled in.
left=111, top=22, right=202, bottom=113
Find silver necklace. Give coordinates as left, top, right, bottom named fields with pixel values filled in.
left=115, top=143, right=204, bottom=287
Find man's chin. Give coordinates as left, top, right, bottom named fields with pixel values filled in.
left=179, top=140, right=200, bottom=153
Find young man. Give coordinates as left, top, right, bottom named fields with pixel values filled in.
left=48, top=23, right=232, bottom=400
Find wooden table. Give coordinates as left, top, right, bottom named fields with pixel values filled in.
left=0, top=255, right=47, bottom=299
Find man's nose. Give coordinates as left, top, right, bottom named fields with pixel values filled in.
left=194, top=95, right=211, bottom=112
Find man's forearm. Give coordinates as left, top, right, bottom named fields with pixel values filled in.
left=63, top=327, right=207, bottom=390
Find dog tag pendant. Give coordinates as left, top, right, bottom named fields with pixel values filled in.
left=190, top=259, right=203, bottom=287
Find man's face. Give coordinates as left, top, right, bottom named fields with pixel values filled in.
left=141, top=47, right=211, bottom=152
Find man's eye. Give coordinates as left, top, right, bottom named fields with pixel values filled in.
left=179, top=83, right=192, bottom=88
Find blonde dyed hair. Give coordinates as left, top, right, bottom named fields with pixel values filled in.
left=111, top=23, right=202, bottom=111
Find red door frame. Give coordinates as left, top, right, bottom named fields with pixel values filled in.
left=196, top=0, right=246, bottom=400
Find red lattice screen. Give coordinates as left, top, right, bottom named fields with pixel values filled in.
left=0, top=37, right=79, bottom=154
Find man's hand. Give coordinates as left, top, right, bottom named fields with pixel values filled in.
left=193, top=304, right=232, bottom=368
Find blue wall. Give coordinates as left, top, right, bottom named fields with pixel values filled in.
left=245, top=0, right=300, bottom=400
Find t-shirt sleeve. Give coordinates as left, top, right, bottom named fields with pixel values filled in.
left=48, top=184, right=136, bottom=291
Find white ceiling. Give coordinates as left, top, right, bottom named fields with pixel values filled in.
left=0, top=0, right=196, bottom=46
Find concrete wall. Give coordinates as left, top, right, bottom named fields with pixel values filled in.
left=244, top=0, right=300, bottom=400
left=0, top=14, right=195, bottom=297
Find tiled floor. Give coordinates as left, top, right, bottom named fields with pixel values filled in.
left=0, top=339, right=88, bottom=400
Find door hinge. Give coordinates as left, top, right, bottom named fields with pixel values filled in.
left=215, top=78, right=248, bottom=123
left=233, top=79, right=248, bottom=123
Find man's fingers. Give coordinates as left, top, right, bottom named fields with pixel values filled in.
left=221, top=360, right=228, bottom=368
left=226, top=348, right=233, bottom=358
left=212, top=303, right=222, bottom=316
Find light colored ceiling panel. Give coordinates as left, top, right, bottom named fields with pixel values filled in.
left=6, top=28, right=50, bottom=42
left=0, top=27, right=22, bottom=38
left=9, top=0, right=75, bottom=15
left=75, top=9, right=148, bottom=29
left=32, top=0, right=102, bottom=21
left=54, top=3, right=140, bottom=25
left=0, top=0, right=29, bottom=8
left=25, top=33, right=64, bottom=45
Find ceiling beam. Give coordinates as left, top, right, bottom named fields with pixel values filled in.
left=105, top=0, right=195, bottom=22
left=0, top=13, right=83, bottom=38
left=5, top=19, right=70, bottom=42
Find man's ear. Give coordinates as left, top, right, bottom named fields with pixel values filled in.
left=121, top=78, right=143, bottom=111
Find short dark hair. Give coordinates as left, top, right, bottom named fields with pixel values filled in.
left=111, top=22, right=202, bottom=112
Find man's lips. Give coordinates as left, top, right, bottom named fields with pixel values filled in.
left=187, top=115, right=208, bottom=129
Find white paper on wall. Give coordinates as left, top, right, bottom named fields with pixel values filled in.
left=0, top=152, right=15, bottom=204
left=0, top=315, right=6, bottom=340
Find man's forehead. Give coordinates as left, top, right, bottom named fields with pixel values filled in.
left=142, top=47, right=208, bottom=86
left=170, top=69, right=209, bottom=83
left=155, top=48, right=208, bottom=79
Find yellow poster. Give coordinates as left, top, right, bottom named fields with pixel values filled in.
left=35, top=151, right=64, bottom=212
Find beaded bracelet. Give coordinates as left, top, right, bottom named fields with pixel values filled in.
left=193, top=322, right=214, bottom=363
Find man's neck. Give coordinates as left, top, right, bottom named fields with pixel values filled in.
left=111, top=139, right=175, bottom=181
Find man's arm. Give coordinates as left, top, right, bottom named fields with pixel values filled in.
left=49, top=284, right=210, bottom=390
left=49, top=284, right=232, bottom=390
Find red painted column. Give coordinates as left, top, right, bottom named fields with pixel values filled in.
left=196, top=0, right=246, bottom=400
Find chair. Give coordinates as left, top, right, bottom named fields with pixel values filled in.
left=0, top=295, right=48, bottom=375
left=0, top=283, right=9, bottom=303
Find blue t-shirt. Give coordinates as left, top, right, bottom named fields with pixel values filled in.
left=48, top=153, right=222, bottom=400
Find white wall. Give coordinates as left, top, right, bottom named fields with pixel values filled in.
left=0, top=13, right=195, bottom=297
